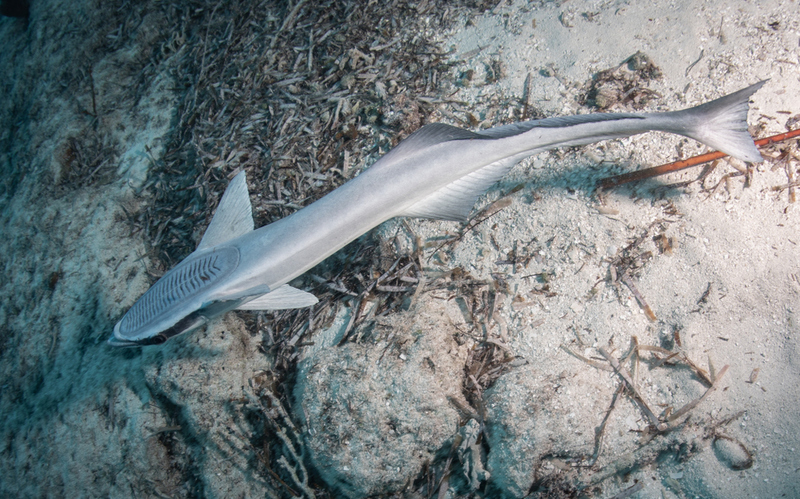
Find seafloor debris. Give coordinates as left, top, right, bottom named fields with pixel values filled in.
left=556, top=335, right=749, bottom=494
left=604, top=218, right=679, bottom=322
left=564, top=336, right=730, bottom=433
left=145, top=0, right=481, bottom=269
left=580, top=51, right=663, bottom=110
left=246, top=374, right=314, bottom=498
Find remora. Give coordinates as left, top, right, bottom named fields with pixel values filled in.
left=109, top=81, right=766, bottom=346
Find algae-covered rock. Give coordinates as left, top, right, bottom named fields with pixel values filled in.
left=294, top=300, right=470, bottom=497
left=483, top=366, right=600, bottom=498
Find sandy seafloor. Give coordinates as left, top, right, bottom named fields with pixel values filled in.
left=1, top=0, right=799, bottom=497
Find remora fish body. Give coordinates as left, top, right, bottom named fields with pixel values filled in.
left=110, top=82, right=765, bottom=346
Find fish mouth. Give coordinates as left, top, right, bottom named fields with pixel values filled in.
left=108, top=311, right=210, bottom=347
left=107, top=336, right=166, bottom=347
left=108, top=318, right=162, bottom=347
left=107, top=335, right=142, bottom=347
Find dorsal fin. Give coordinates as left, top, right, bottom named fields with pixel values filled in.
left=378, top=123, right=484, bottom=164
left=399, top=157, right=518, bottom=221
left=197, top=171, right=254, bottom=250
left=474, top=112, right=643, bottom=139
left=400, top=122, right=483, bottom=147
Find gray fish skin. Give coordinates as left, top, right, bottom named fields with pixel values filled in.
left=109, top=81, right=765, bottom=346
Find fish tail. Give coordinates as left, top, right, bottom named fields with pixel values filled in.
left=670, top=81, right=766, bottom=163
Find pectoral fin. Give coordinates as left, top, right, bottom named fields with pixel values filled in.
left=399, top=157, right=518, bottom=221
left=197, top=171, right=254, bottom=250
left=236, top=284, right=319, bottom=310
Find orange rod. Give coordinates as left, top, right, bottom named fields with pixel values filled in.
left=599, top=128, right=800, bottom=189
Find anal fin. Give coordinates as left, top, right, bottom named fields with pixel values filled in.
left=399, top=157, right=518, bottom=221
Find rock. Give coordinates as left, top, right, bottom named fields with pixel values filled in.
left=294, top=300, right=470, bottom=497
left=141, top=314, right=281, bottom=497
left=483, top=366, right=598, bottom=498
left=713, top=435, right=753, bottom=471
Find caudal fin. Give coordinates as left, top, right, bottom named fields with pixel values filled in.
left=678, top=81, right=766, bottom=163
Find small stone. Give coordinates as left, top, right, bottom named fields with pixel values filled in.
left=713, top=435, right=754, bottom=470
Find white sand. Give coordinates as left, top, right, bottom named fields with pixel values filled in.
left=425, top=1, right=800, bottom=496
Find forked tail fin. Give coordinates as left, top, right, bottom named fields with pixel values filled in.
left=675, top=80, right=766, bottom=163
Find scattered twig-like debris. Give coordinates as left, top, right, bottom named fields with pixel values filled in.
left=771, top=144, right=800, bottom=203
left=462, top=333, right=515, bottom=422
left=575, top=367, right=742, bottom=493
left=668, top=365, right=728, bottom=423
left=560, top=345, right=613, bottom=372
left=145, top=425, right=182, bottom=440
left=605, top=220, right=675, bottom=320
left=636, top=344, right=713, bottom=386
left=701, top=160, right=750, bottom=197
left=620, top=274, right=657, bottom=322
left=599, top=347, right=666, bottom=431
left=608, top=480, right=644, bottom=499
left=246, top=375, right=314, bottom=498
left=685, top=49, right=705, bottom=77
left=412, top=267, right=517, bottom=497
left=566, top=333, right=733, bottom=460
left=697, top=282, right=713, bottom=308
left=54, top=132, right=115, bottom=188
left=576, top=383, right=624, bottom=468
